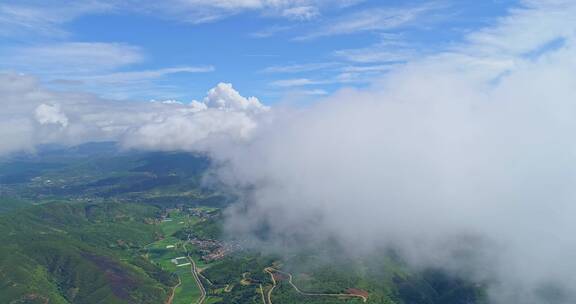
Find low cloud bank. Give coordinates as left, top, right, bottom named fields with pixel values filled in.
left=216, top=2, right=576, bottom=303
left=220, top=53, right=576, bottom=302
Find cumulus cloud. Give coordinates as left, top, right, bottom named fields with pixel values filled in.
left=201, top=83, right=267, bottom=112
left=0, top=75, right=263, bottom=156
left=122, top=110, right=257, bottom=151
left=124, top=83, right=267, bottom=150
left=34, top=103, right=69, bottom=127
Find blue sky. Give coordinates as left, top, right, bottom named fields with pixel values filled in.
left=0, top=0, right=518, bottom=103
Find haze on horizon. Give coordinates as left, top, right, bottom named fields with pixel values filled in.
left=2, top=1, right=576, bottom=303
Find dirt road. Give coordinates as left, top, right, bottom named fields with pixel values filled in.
left=264, top=267, right=368, bottom=303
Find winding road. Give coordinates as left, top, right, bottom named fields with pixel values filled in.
left=259, top=284, right=267, bottom=304
left=184, top=236, right=207, bottom=304
left=264, top=267, right=368, bottom=303
left=165, top=276, right=182, bottom=304
left=264, top=268, right=278, bottom=304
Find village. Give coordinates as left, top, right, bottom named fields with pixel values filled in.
left=162, top=205, right=240, bottom=263
left=190, top=238, right=242, bottom=262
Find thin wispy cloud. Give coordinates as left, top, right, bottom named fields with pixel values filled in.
left=0, top=42, right=215, bottom=99
left=270, top=71, right=385, bottom=88
left=250, top=25, right=294, bottom=38
left=0, top=0, right=364, bottom=39
left=297, top=88, right=328, bottom=95
left=333, top=33, right=422, bottom=66
left=261, top=62, right=340, bottom=73
left=133, top=0, right=364, bottom=24
left=280, top=5, right=319, bottom=20
left=263, top=62, right=397, bottom=93
left=0, top=1, right=114, bottom=38
left=461, top=0, right=576, bottom=57
left=0, top=42, right=144, bottom=74
left=270, top=78, right=321, bottom=87
left=295, top=3, right=443, bottom=40
left=81, top=66, right=215, bottom=84
left=340, top=64, right=397, bottom=73
left=334, top=47, right=416, bottom=63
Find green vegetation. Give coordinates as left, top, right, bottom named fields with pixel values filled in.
left=144, top=211, right=205, bottom=304
left=0, top=144, right=220, bottom=303
left=174, top=215, right=223, bottom=241
left=0, top=143, right=487, bottom=304
left=0, top=196, right=32, bottom=213
left=203, top=252, right=276, bottom=285
left=0, top=201, right=174, bottom=304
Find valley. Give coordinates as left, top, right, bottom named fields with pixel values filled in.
left=0, top=143, right=486, bottom=304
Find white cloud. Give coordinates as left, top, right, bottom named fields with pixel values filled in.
left=152, top=99, right=184, bottom=105
left=223, top=48, right=576, bottom=304
left=270, top=78, right=320, bottom=87
left=0, top=0, right=364, bottom=41
left=122, top=110, right=258, bottom=151
left=0, top=1, right=114, bottom=38
left=82, top=66, right=215, bottom=84
left=412, top=0, right=576, bottom=84
left=293, top=88, right=328, bottom=95
left=208, top=2, right=576, bottom=304
left=189, top=100, right=209, bottom=112
left=201, top=82, right=268, bottom=113
left=262, top=61, right=397, bottom=89
left=0, top=73, right=265, bottom=155
left=128, top=0, right=364, bottom=23
left=334, top=33, right=417, bottom=63
left=269, top=70, right=392, bottom=88
left=250, top=25, right=294, bottom=38
left=335, top=46, right=415, bottom=63
left=462, top=0, right=576, bottom=57
left=0, top=42, right=144, bottom=75
left=261, top=62, right=339, bottom=73
left=0, top=118, right=35, bottom=156
left=34, top=103, right=69, bottom=127
left=0, top=43, right=215, bottom=99
left=341, top=64, right=396, bottom=73
left=280, top=5, right=319, bottom=20
left=296, top=3, right=440, bottom=40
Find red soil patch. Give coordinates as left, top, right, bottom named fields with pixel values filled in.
left=20, top=294, right=50, bottom=304
left=346, top=288, right=369, bottom=298
left=83, top=253, right=137, bottom=300
left=273, top=272, right=289, bottom=281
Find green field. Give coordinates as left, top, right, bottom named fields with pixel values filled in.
left=174, top=272, right=203, bottom=304
left=147, top=210, right=205, bottom=304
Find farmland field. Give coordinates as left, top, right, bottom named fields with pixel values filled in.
left=148, top=211, right=204, bottom=304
